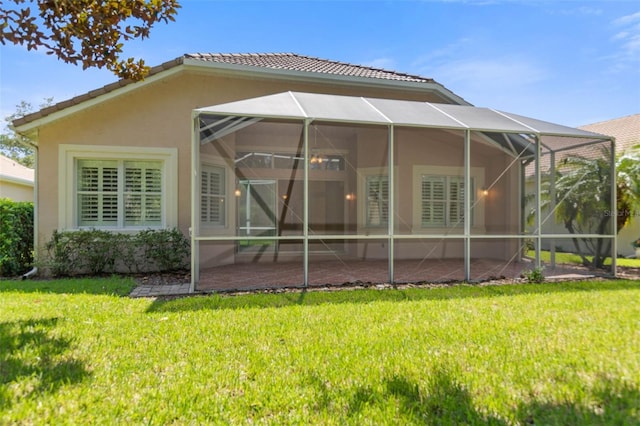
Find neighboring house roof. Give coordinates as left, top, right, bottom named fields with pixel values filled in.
left=578, top=113, right=640, bottom=153
left=0, top=154, right=34, bottom=186
left=13, top=53, right=466, bottom=131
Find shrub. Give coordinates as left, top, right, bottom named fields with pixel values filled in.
left=523, top=267, right=545, bottom=284
left=137, top=228, right=190, bottom=272
left=42, top=228, right=189, bottom=277
left=44, top=230, right=75, bottom=276
left=522, top=238, right=535, bottom=257
left=0, top=198, right=34, bottom=276
left=114, top=232, right=143, bottom=274
left=45, top=229, right=119, bottom=275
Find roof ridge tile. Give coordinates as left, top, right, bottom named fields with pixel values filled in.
left=184, top=52, right=434, bottom=83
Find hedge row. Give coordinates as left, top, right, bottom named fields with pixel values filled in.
left=43, top=228, right=189, bottom=277
left=0, top=198, right=34, bottom=276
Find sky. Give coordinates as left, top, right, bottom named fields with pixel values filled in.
left=0, top=0, right=639, bottom=128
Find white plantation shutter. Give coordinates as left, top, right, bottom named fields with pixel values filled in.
left=421, top=175, right=473, bottom=227
left=366, top=175, right=388, bottom=226
left=128, top=162, right=162, bottom=225
left=76, top=159, right=164, bottom=228
left=448, top=177, right=464, bottom=225
left=421, top=177, right=446, bottom=226
left=201, top=165, right=226, bottom=225
left=77, top=160, right=119, bottom=226
left=124, top=161, right=163, bottom=226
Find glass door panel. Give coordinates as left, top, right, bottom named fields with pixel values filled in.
left=238, top=179, right=277, bottom=251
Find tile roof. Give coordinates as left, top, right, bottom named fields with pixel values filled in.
left=185, top=53, right=435, bottom=83
left=578, top=113, right=640, bottom=153
left=13, top=53, right=438, bottom=128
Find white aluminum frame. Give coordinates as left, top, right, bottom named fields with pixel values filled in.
left=190, top=93, right=616, bottom=292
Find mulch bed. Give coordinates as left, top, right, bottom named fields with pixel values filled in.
left=132, top=270, right=191, bottom=287
left=130, top=267, right=639, bottom=298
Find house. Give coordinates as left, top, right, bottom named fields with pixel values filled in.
left=0, top=154, right=34, bottom=202
left=12, top=53, right=615, bottom=290
left=580, top=114, right=640, bottom=257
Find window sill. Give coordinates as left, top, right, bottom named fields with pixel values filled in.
left=411, top=226, right=487, bottom=234
left=73, top=226, right=166, bottom=233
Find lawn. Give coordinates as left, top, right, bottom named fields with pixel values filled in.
left=528, top=250, right=640, bottom=268
left=1, top=278, right=639, bottom=424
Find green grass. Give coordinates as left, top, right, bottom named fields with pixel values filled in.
left=528, top=250, right=640, bottom=268
left=608, top=257, right=640, bottom=268
left=1, top=278, right=639, bottom=424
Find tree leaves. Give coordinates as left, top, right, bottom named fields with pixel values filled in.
left=0, top=0, right=180, bottom=81
left=1, top=98, right=53, bottom=167
left=551, top=145, right=640, bottom=267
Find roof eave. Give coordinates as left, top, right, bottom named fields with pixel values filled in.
left=12, top=62, right=184, bottom=134
left=0, top=174, right=35, bottom=187
left=13, top=55, right=467, bottom=134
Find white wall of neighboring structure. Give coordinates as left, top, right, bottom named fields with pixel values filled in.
left=619, top=217, right=640, bottom=258
left=0, top=155, right=34, bottom=202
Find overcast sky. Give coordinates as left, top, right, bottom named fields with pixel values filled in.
left=1, top=0, right=639, bottom=127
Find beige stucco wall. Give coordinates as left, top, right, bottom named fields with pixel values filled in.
left=34, top=69, right=450, bottom=250
left=196, top=122, right=522, bottom=266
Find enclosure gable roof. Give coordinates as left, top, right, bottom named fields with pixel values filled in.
left=195, top=91, right=611, bottom=144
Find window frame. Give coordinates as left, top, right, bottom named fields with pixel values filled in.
left=365, top=174, right=389, bottom=228
left=59, top=144, right=178, bottom=231
left=420, top=175, right=473, bottom=227
left=200, top=163, right=227, bottom=228
left=76, top=158, right=164, bottom=228
left=412, top=165, right=485, bottom=232
left=357, top=167, right=390, bottom=231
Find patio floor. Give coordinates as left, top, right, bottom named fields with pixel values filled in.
left=195, top=258, right=604, bottom=292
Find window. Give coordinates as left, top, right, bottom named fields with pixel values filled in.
left=76, top=160, right=163, bottom=227
left=421, top=175, right=473, bottom=227
left=366, top=175, right=389, bottom=226
left=201, top=165, right=226, bottom=226
left=60, top=145, right=177, bottom=230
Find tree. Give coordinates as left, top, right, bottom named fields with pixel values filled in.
left=553, top=148, right=614, bottom=268
left=616, top=144, right=640, bottom=231
left=551, top=146, right=640, bottom=268
left=0, top=0, right=180, bottom=81
left=0, top=99, right=53, bottom=167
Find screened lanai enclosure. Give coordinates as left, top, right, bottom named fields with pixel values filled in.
left=190, top=92, right=615, bottom=292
